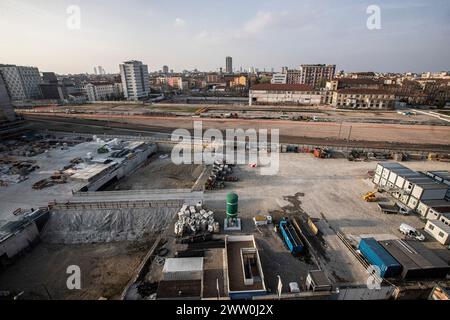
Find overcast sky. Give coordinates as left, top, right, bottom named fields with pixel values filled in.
left=0, top=0, right=449, bottom=74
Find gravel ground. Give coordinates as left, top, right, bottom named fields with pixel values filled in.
left=202, top=154, right=450, bottom=285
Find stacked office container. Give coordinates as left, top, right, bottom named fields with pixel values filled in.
left=426, top=171, right=450, bottom=199
left=373, top=162, right=449, bottom=210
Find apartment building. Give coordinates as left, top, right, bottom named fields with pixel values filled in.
left=0, top=64, right=42, bottom=100
left=167, top=77, right=185, bottom=90
left=84, top=82, right=122, bottom=101
left=119, top=60, right=150, bottom=101
left=206, top=73, right=220, bottom=83
left=228, top=75, right=247, bottom=87
left=332, top=88, right=396, bottom=109
left=286, top=69, right=302, bottom=84
left=249, top=84, right=322, bottom=106
left=299, top=64, right=336, bottom=88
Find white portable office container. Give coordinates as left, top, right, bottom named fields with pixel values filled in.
left=373, top=174, right=381, bottom=185
left=425, top=220, right=450, bottom=245
left=407, top=196, right=419, bottom=210
left=395, top=176, right=406, bottom=189
left=395, top=172, right=421, bottom=189
left=388, top=172, right=398, bottom=184
left=418, top=200, right=450, bottom=220
left=375, top=164, right=384, bottom=176
left=440, top=214, right=450, bottom=226
left=426, top=208, right=442, bottom=220
left=381, top=168, right=391, bottom=179
left=416, top=202, right=429, bottom=217
left=388, top=168, right=416, bottom=185
left=411, top=183, right=448, bottom=201
left=400, top=193, right=410, bottom=206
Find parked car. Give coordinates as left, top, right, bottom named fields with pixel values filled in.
left=399, top=223, right=425, bottom=241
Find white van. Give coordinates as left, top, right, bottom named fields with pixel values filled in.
left=399, top=223, right=425, bottom=241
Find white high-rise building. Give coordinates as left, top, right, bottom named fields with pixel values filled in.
left=0, top=64, right=42, bottom=100
left=119, top=60, right=150, bottom=101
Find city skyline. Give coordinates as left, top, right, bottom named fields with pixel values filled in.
left=0, top=0, right=449, bottom=74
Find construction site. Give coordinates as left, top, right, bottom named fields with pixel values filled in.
left=1, top=110, right=450, bottom=300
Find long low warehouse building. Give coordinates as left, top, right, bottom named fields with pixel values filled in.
left=248, top=84, right=323, bottom=106
left=379, top=239, right=450, bottom=279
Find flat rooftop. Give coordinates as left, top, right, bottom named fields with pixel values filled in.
left=163, top=257, right=203, bottom=274
left=226, top=237, right=265, bottom=293
left=70, top=162, right=117, bottom=182
left=421, top=199, right=450, bottom=207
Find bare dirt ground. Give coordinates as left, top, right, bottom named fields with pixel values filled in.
left=28, top=103, right=448, bottom=125
left=104, top=154, right=204, bottom=190
left=0, top=240, right=153, bottom=300
left=24, top=112, right=450, bottom=146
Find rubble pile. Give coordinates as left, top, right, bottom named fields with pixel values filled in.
left=174, top=203, right=220, bottom=237
left=0, top=158, right=39, bottom=185
left=205, top=160, right=238, bottom=190
left=0, top=134, right=88, bottom=157
left=32, top=157, right=84, bottom=190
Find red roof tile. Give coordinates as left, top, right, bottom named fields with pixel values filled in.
left=250, top=83, right=314, bottom=91
left=336, top=88, right=394, bottom=95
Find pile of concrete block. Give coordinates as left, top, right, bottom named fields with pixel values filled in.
left=205, top=160, right=236, bottom=190
left=174, top=203, right=220, bottom=236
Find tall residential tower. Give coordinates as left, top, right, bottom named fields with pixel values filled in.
left=225, top=56, right=233, bottom=74
left=119, top=60, right=150, bottom=101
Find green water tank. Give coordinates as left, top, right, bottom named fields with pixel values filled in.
left=226, top=192, right=239, bottom=219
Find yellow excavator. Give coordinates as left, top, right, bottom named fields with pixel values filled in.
left=362, top=190, right=379, bottom=202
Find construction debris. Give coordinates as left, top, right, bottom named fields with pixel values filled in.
left=0, top=158, right=39, bottom=184
left=32, top=171, right=70, bottom=190
left=313, top=148, right=331, bottom=159
left=174, top=203, right=219, bottom=237
left=205, top=160, right=237, bottom=190
left=0, top=133, right=89, bottom=157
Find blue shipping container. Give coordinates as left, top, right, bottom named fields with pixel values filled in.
left=280, top=219, right=304, bottom=255
left=358, top=238, right=402, bottom=278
